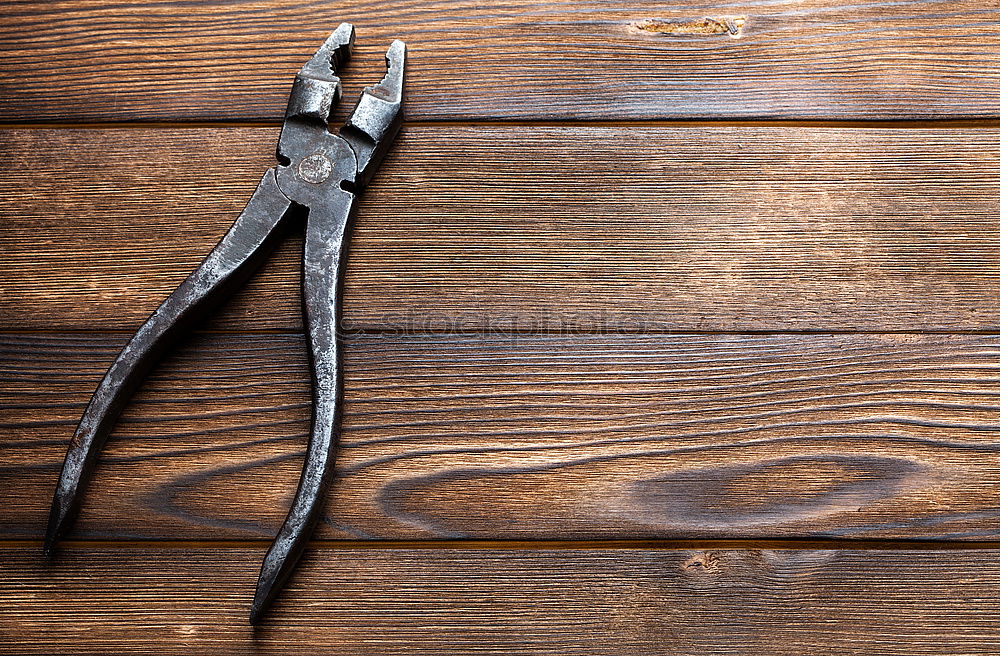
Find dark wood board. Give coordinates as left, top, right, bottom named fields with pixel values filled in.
left=4, top=126, right=1000, bottom=332
left=3, top=1, right=1000, bottom=121
left=4, top=546, right=1000, bottom=654
left=6, top=332, right=1000, bottom=541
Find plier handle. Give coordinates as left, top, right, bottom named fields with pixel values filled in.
left=44, top=23, right=406, bottom=624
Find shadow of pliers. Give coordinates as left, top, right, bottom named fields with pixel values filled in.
left=43, top=23, right=405, bottom=624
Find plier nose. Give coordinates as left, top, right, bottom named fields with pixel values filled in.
left=42, top=23, right=406, bottom=625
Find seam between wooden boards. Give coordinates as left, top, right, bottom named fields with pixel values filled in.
left=10, top=329, right=1000, bottom=337
left=4, top=119, right=1000, bottom=130
left=10, top=538, right=1000, bottom=551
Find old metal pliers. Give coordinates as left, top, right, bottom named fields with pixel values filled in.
left=44, top=24, right=405, bottom=624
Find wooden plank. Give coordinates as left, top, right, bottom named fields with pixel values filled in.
left=3, top=1, right=1000, bottom=121
left=3, top=546, right=1000, bottom=654
left=6, top=331, right=1000, bottom=541
left=4, top=126, right=1000, bottom=332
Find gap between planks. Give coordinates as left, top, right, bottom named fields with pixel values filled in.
left=4, top=119, right=1000, bottom=130
left=9, top=539, right=1000, bottom=551
left=12, top=328, right=1000, bottom=337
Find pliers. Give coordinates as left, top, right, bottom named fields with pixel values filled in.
left=43, top=24, right=406, bottom=624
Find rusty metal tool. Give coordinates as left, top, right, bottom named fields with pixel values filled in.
left=43, top=23, right=405, bottom=624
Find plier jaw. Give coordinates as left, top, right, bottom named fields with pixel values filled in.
left=278, top=23, right=406, bottom=197
left=284, top=23, right=355, bottom=126
left=340, top=39, right=406, bottom=188
left=43, top=24, right=406, bottom=625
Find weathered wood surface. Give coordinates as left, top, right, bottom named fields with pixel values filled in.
left=5, top=126, right=1000, bottom=332
left=3, top=546, right=1000, bottom=654
left=6, top=332, right=1000, bottom=541
left=3, top=1, right=1000, bottom=122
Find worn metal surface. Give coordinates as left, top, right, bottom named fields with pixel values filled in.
left=43, top=23, right=406, bottom=624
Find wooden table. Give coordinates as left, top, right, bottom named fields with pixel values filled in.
left=3, top=1, right=1000, bottom=653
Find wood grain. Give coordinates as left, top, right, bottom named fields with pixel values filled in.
left=4, top=546, right=1000, bottom=654
left=4, top=126, right=1000, bottom=332
left=5, top=1, right=999, bottom=649
left=3, top=1, right=1000, bottom=121
left=6, top=331, right=1000, bottom=541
